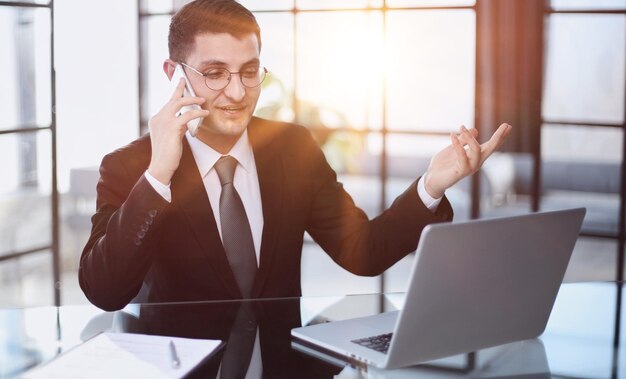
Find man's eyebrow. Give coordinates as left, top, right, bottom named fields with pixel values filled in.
left=197, top=59, right=228, bottom=67
left=242, top=58, right=260, bottom=66
left=197, top=58, right=260, bottom=68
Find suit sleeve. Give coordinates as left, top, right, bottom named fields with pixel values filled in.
left=79, top=152, right=169, bottom=311
left=303, top=131, right=453, bottom=276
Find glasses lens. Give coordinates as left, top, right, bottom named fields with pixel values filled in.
left=240, top=67, right=267, bottom=88
left=204, top=67, right=268, bottom=90
left=205, top=68, right=231, bottom=90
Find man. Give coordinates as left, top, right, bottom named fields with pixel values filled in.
left=79, top=0, right=511, bottom=312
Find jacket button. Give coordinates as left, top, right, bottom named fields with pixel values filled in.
left=140, top=223, right=149, bottom=232
left=137, top=230, right=146, bottom=239
left=133, top=237, right=141, bottom=246
left=144, top=217, right=153, bottom=225
left=148, top=209, right=157, bottom=218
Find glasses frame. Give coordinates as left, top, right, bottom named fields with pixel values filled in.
left=179, top=62, right=268, bottom=91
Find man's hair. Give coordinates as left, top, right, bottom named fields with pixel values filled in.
left=168, top=0, right=261, bottom=63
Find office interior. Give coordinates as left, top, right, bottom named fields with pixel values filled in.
left=0, top=0, right=624, bottom=311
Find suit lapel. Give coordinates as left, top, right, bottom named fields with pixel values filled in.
left=171, top=138, right=241, bottom=298
left=248, top=119, right=285, bottom=297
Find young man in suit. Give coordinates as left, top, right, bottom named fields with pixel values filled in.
left=79, top=0, right=511, bottom=311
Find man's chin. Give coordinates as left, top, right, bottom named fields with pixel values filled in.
left=200, top=119, right=248, bottom=137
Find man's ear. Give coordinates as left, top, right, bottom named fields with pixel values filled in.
left=163, top=59, right=177, bottom=81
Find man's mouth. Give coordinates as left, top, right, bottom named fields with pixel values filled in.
left=217, top=105, right=246, bottom=113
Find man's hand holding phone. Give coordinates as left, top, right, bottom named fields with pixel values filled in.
left=147, top=77, right=210, bottom=186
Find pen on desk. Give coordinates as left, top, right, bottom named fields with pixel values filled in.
left=169, top=340, right=181, bottom=368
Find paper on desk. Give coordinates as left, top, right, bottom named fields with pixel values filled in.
left=20, top=332, right=223, bottom=379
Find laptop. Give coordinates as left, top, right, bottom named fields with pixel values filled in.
left=291, top=208, right=586, bottom=369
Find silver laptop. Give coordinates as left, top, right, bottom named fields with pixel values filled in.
left=292, top=208, right=586, bottom=369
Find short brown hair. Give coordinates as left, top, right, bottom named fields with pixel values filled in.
left=168, top=0, right=261, bottom=63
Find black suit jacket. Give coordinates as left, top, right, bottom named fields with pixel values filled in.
left=79, top=117, right=453, bottom=311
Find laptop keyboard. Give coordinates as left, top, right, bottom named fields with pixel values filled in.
left=351, top=333, right=393, bottom=354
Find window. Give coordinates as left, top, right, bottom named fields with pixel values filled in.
left=0, top=2, right=58, bottom=307
left=542, top=2, right=626, bottom=281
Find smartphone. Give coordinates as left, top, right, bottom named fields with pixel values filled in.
left=170, top=64, right=203, bottom=137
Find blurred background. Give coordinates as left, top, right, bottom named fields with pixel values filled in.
left=0, top=0, right=624, bottom=307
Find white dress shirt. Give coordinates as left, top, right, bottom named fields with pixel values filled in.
left=417, top=173, right=442, bottom=211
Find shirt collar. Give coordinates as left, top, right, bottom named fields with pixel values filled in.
left=185, top=129, right=254, bottom=179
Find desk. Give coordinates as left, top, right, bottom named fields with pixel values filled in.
left=1, top=282, right=624, bottom=378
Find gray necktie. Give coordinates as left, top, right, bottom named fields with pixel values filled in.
left=214, top=155, right=257, bottom=298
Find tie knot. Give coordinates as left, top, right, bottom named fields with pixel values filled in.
left=215, top=155, right=238, bottom=186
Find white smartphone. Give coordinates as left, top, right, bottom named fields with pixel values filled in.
left=170, top=64, right=203, bottom=137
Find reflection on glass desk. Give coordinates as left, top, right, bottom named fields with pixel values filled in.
left=1, top=282, right=625, bottom=378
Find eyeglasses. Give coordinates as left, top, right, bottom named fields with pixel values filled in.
left=179, top=62, right=268, bottom=91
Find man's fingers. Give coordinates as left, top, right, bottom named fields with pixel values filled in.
left=173, top=96, right=206, bottom=108
left=458, top=126, right=480, bottom=170
left=451, top=132, right=469, bottom=171
left=459, top=126, right=480, bottom=152
left=454, top=125, right=478, bottom=138
left=166, top=96, right=205, bottom=118
left=455, top=126, right=478, bottom=146
left=478, top=123, right=512, bottom=167
left=169, top=78, right=186, bottom=101
left=481, top=123, right=512, bottom=155
left=492, top=123, right=512, bottom=142
left=469, top=127, right=479, bottom=138
left=177, top=109, right=210, bottom=125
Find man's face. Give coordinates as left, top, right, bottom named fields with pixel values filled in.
left=184, top=32, right=261, bottom=137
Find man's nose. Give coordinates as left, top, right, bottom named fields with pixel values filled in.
left=223, top=74, right=246, bottom=101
